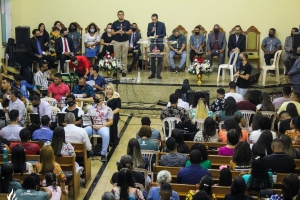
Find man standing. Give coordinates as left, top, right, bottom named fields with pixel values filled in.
left=27, top=29, right=55, bottom=69
left=168, top=28, right=187, bottom=73
left=228, top=25, right=246, bottom=69
left=84, top=91, right=113, bottom=162
left=8, top=89, right=26, bottom=126
left=55, top=28, right=74, bottom=73
left=48, top=73, right=70, bottom=102
left=111, top=10, right=132, bottom=77
left=70, top=56, right=91, bottom=78
left=261, top=28, right=282, bottom=76
left=34, top=60, right=52, bottom=91
left=189, top=26, right=206, bottom=62
left=206, top=24, right=227, bottom=70
left=288, top=47, right=300, bottom=91
left=147, top=13, right=166, bottom=79
left=87, top=65, right=106, bottom=92
left=128, top=23, right=141, bottom=72
left=283, top=27, right=299, bottom=74
left=224, top=81, right=243, bottom=103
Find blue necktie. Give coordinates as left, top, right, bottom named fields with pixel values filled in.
left=36, top=40, right=43, bottom=55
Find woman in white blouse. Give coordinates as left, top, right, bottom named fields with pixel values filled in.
left=84, top=23, right=100, bottom=64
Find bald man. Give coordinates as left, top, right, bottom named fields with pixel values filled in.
left=263, top=138, right=295, bottom=173
left=287, top=46, right=300, bottom=91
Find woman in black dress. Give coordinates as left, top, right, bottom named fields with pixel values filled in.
left=105, top=83, right=121, bottom=146
left=95, top=23, right=114, bottom=60
left=38, top=23, right=50, bottom=48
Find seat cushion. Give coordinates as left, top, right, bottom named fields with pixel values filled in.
left=248, top=54, right=259, bottom=59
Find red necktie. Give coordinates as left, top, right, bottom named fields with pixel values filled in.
left=64, top=38, right=69, bottom=52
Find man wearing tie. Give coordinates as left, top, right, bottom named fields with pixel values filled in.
left=55, top=28, right=74, bottom=73
left=128, top=23, right=141, bottom=72
left=283, top=27, right=298, bottom=74
left=147, top=13, right=166, bottom=79
left=261, top=28, right=282, bottom=76
left=228, top=25, right=246, bottom=69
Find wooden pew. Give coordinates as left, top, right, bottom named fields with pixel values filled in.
left=71, top=142, right=91, bottom=188
left=29, top=141, right=45, bottom=148
left=149, top=182, right=196, bottom=199
left=152, top=165, right=182, bottom=182
left=208, top=155, right=232, bottom=168
left=185, top=141, right=226, bottom=149
left=56, top=156, right=80, bottom=200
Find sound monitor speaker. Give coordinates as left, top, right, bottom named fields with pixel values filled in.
left=187, top=90, right=210, bottom=107
left=292, top=33, right=300, bottom=56
left=14, top=49, right=31, bottom=68
left=15, top=26, right=30, bottom=50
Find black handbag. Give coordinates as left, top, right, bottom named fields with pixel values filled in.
left=260, top=189, right=274, bottom=199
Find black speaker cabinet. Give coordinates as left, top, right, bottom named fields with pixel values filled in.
left=14, top=49, right=31, bottom=68
left=187, top=90, right=210, bottom=107
left=15, top=26, right=30, bottom=50
left=293, top=33, right=300, bottom=56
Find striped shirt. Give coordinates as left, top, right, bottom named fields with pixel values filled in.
left=34, top=70, right=49, bottom=89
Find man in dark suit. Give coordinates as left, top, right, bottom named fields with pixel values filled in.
left=55, top=28, right=74, bottom=73
left=228, top=25, right=246, bottom=69
left=128, top=23, right=141, bottom=72
left=28, top=29, right=55, bottom=69
left=206, top=24, right=227, bottom=70
left=147, top=13, right=166, bottom=79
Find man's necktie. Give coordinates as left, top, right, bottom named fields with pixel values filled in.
left=37, top=40, right=43, bottom=55
left=64, top=38, right=69, bottom=52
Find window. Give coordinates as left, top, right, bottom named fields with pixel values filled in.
left=1, top=0, right=12, bottom=45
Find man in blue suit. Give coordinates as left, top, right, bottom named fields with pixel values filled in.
left=147, top=13, right=166, bottom=79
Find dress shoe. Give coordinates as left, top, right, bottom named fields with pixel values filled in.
left=148, top=74, right=155, bottom=79
left=113, top=73, right=117, bottom=77
left=128, top=67, right=133, bottom=72
left=157, top=75, right=162, bottom=79
left=101, top=155, right=107, bottom=162
left=122, top=72, right=126, bottom=77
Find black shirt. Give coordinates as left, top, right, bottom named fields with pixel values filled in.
left=112, top=20, right=131, bottom=42
left=224, top=194, right=254, bottom=200
left=106, top=97, right=121, bottom=114
left=41, top=30, right=50, bottom=44
left=279, top=118, right=291, bottom=134
left=236, top=62, right=252, bottom=89
left=64, top=107, right=82, bottom=127
left=111, top=171, right=145, bottom=186
left=101, top=32, right=114, bottom=53
left=263, top=152, right=296, bottom=173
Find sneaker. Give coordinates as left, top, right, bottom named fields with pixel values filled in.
left=173, top=70, right=178, bottom=74
left=122, top=72, right=126, bottom=77
left=172, top=68, right=176, bottom=72
left=148, top=74, right=155, bottom=79
left=101, top=155, right=107, bottom=162
left=128, top=67, right=133, bottom=73
left=113, top=73, right=117, bottom=77
left=157, top=75, right=162, bottom=79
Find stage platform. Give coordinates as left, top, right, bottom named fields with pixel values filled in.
left=99, top=68, right=290, bottom=105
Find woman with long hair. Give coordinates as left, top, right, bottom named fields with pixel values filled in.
left=190, top=98, right=208, bottom=120
left=50, top=127, right=75, bottom=157
left=185, top=143, right=211, bottom=169
left=280, top=134, right=300, bottom=158
left=218, top=166, right=232, bottom=186
left=224, top=177, right=254, bottom=200
left=258, top=92, right=275, bottom=111
left=35, top=145, right=67, bottom=193
left=105, top=83, right=121, bottom=146
left=46, top=172, right=61, bottom=200
left=219, top=117, right=247, bottom=142
left=95, top=23, right=114, bottom=60
left=216, top=97, right=246, bottom=127
left=0, top=163, right=22, bottom=193
left=68, top=22, right=81, bottom=54
left=84, top=23, right=100, bottom=64
left=286, top=117, right=300, bottom=144
left=270, top=173, right=300, bottom=200
left=148, top=170, right=179, bottom=200
left=186, top=175, right=215, bottom=200
left=11, top=144, right=33, bottom=174
left=181, top=79, right=190, bottom=102
left=242, top=156, right=273, bottom=191
left=111, top=168, right=144, bottom=200
left=219, top=129, right=240, bottom=156
left=279, top=103, right=300, bottom=135
left=250, top=111, right=263, bottom=132
left=170, top=128, right=189, bottom=153
left=230, top=142, right=252, bottom=170
left=127, top=138, right=148, bottom=169
left=194, top=117, right=218, bottom=142
left=49, top=21, right=63, bottom=53
left=252, top=130, right=273, bottom=157
left=38, top=23, right=49, bottom=47
left=286, top=102, right=299, bottom=118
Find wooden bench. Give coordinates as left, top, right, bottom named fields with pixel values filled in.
left=185, top=141, right=226, bottom=149
left=149, top=182, right=197, bottom=199
left=208, top=155, right=232, bottom=168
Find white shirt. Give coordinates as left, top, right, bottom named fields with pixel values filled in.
left=32, top=100, right=52, bottom=119
left=225, top=92, right=243, bottom=103
left=64, top=124, right=92, bottom=151
left=249, top=129, right=276, bottom=144
left=130, top=33, right=135, bottom=47
left=167, top=99, right=190, bottom=111
left=8, top=98, right=25, bottom=126
left=34, top=70, right=49, bottom=89
left=84, top=33, right=100, bottom=45
left=61, top=37, right=70, bottom=52
left=1, top=124, right=23, bottom=141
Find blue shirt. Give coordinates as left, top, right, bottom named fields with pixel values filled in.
left=189, top=34, right=206, bottom=49
left=12, top=80, right=36, bottom=99
left=177, top=164, right=210, bottom=184
left=148, top=187, right=179, bottom=200
left=262, top=37, right=281, bottom=52
left=72, top=84, right=94, bottom=97
left=32, top=126, right=53, bottom=142
left=87, top=75, right=106, bottom=92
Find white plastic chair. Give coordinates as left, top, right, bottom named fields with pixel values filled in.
left=217, top=49, right=240, bottom=82
left=261, top=50, right=282, bottom=86
left=50, top=106, right=61, bottom=123
left=42, top=97, right=58, bottom=107
left=260, top=111, right=276, bottom=131
left=141, top=150, right=158, bottom=176
left=240, top=110, right=256, bottom=129
left=162, top=117, right=181, bottom=139
left=133, top=168, right=148, bottom=187
left=58, top=60, right=71, bottom=73
left=194, top=118, right=205, bottom=131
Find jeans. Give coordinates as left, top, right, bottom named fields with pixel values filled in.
left=169, top=50, right=187, bottom=69
left=84, top=126, right=110, bottom=155
left=236, top=86, right=248, bottom=98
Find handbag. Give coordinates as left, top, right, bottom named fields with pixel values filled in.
left=260, top=189, right=274, bottom=199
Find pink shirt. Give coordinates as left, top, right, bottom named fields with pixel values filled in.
left=218, top=146, right=234, bottom=156
left=48, top=83, right=70, bottom=102
left=47, top=185, right=61, bottom=200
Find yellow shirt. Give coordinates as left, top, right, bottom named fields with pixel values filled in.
left=277, top=101, right=300, bottom=115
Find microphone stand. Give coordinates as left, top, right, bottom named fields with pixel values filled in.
left=84, top=114, right=101, bottom=162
